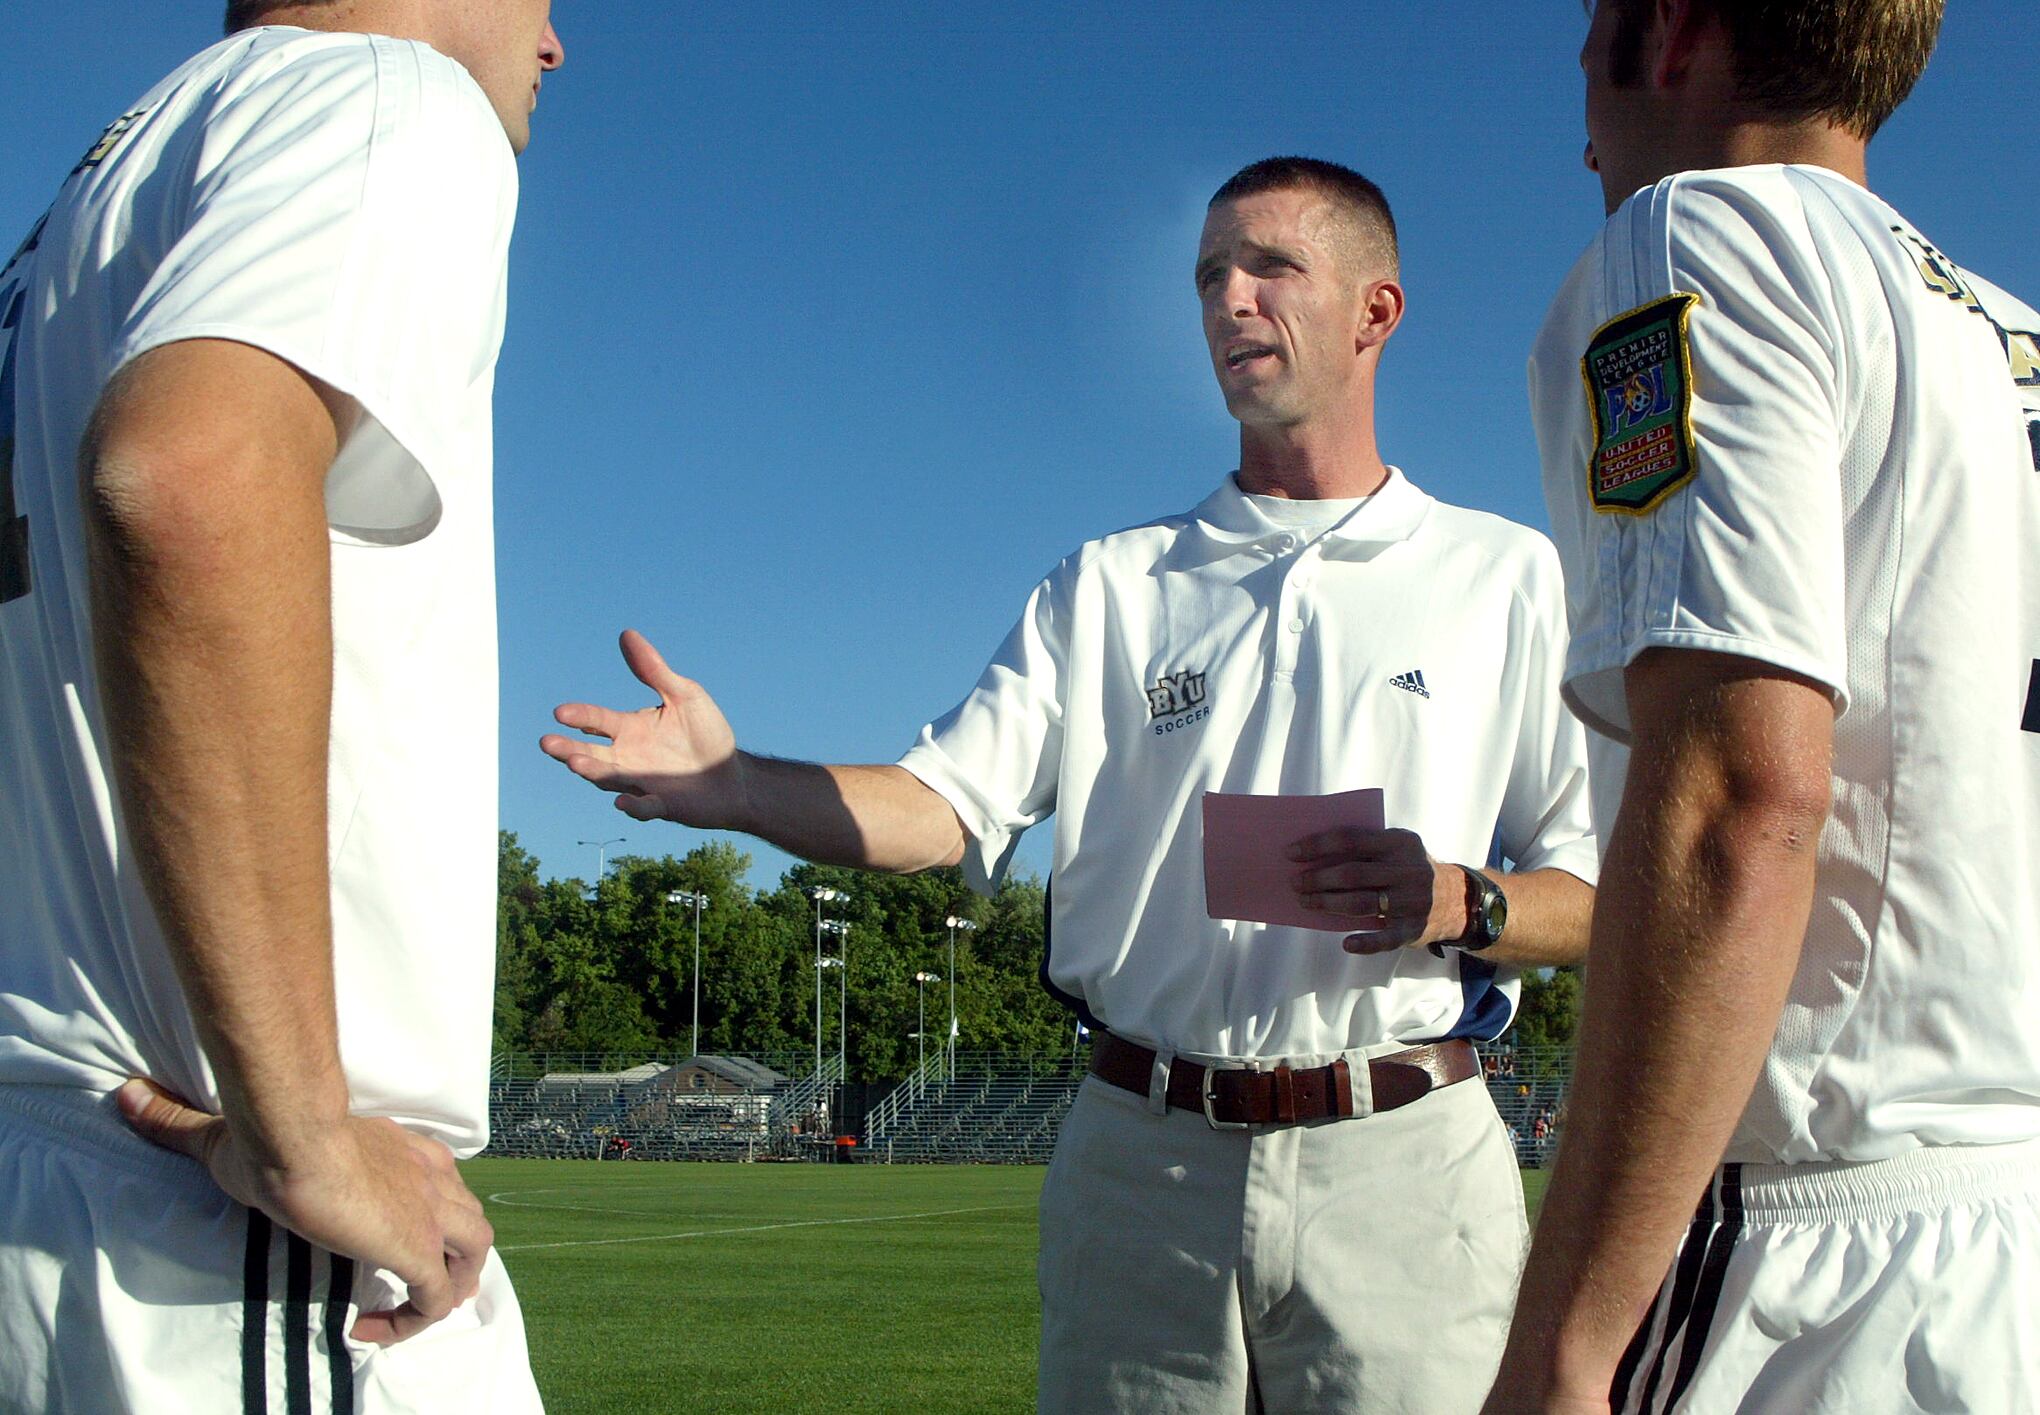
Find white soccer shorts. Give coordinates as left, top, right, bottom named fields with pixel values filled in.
left=0, top=1083, right=544, bottom=1414
left=1037, top=1046, right=1526, bottom=1414
left=1613, top=1136, right=2040, bottom=1413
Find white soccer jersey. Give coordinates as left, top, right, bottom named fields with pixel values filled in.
left=900, top=470, right=1599, bottom=1060
left=1530, top=165, right=2040, bottom=1163
left=0, top=29, right=518, bottom=1151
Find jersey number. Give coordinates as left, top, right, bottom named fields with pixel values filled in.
left=0, top=280, right=29, bottom=605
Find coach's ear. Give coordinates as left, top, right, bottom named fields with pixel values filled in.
left=116, top=1076, right=226, bottom=1164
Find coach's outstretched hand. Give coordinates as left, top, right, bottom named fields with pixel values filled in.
left=116, top=1078, right=492, bottom=1345
left=541, top=629, right=748, bottom=828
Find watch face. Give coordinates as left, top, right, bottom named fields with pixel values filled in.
left=1480, top=892, right=1508, bottom=942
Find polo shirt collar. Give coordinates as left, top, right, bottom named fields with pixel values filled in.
left=1186, top=467, right=1433, bottom=551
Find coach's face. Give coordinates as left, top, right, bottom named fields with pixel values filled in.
left=1197, top=189, right=1379, bottom=432
left=440, top=0, right=566, bottom=153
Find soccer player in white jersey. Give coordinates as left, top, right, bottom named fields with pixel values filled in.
left=0, top=4, right=562, bottom=1411
left=544, top=157, right=1598, bottom=1412
left=1488, top=2, right=2040, bottom=1412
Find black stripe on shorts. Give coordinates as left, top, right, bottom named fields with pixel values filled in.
left=1631, top=1173, right=1722, bottom=1412
left=1609, top=1273, right=1665, bottom=1412
left=325, top=1255, right=356, bottom=1412
left=285, top=1233, right=314, bottom=1415
left=240, top=1215, right=357, bottom=1414
left=243, top=1210, right=271, bottom=1415
left=1663, top=1164, right=1744, bottom=1406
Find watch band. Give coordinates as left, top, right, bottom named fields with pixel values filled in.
left=1454, top=866, right=1506, bottom=951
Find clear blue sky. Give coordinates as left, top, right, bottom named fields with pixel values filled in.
left=9, top=4, right=2035, bottom=890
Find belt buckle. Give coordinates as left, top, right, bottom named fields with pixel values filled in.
left=1200, top=1067, right=1252, bottom=1131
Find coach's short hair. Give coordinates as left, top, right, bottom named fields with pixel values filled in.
left=1607, top=0, right=1942, bottom=140
left=1208, top=157, right=1400, bottom=281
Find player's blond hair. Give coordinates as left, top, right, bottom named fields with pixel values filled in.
left=1608, top=0, right=1942, bottom=140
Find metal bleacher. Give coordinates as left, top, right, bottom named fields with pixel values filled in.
left=486, top=1052, right=840, bottom=1162
left=864, top=1051, right=1088, bottom=1164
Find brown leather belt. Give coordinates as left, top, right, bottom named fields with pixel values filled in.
left=1089, top=1031, right=1478, bottom=1130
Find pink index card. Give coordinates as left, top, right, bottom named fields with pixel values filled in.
left=1202, top=787, right=1386, bottom=932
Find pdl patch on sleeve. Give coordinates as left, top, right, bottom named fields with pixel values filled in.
left=1580, top=292, right=1701, bottom=515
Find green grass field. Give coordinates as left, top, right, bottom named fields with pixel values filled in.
left=467, top=1158, right=1553, bottom=1414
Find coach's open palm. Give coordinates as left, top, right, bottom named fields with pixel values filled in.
left=542, top=629, right=747, bottom=827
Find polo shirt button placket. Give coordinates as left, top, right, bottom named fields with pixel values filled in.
left=1273, top=540, right=1307, bottom=671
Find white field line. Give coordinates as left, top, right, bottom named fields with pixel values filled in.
left=491, top=1199, right=1030, bottom=1253
left=485, top=1188, right=666, bottom=1219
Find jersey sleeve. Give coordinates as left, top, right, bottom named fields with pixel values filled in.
left=897, top=564, right=1069, bottom=893
left=1495, top=537, right=1600, bottom=884
left=110, top=35, right=518, bottom=541
left=1551, top=170, right=1849, bottom=740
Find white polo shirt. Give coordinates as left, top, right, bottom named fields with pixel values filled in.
left=901, top=469, right=1598, bottom=1061
left=1530, top=165, right=2040, bottom=1162
left=0, top=29, right=517, bottom=1151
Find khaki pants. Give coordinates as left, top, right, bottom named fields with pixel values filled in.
left=1038, top=1049, right=1525, bottom=1414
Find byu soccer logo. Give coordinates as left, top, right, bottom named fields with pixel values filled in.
left=1147, top=670, right=1207, bottom=720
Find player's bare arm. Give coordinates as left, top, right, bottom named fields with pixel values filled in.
left=543, top=628, right=968, bottom=873
left=1481, top=649, right=1831, bottom=1413
left=1288, top=827, right=1594, bottom=966
left=84, top=338, right=493, bottom=1346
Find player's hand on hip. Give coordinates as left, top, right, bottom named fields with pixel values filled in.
left=115, top=1077, right=492, bottom=1345
left=540, top=628, right=749, bottom=828
left=1286, top=826, right=1468, bottom=954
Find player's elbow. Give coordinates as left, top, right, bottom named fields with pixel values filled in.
left=1685, top=761, right=1831, bottom=919
left=79, top=341, right=340, bottom=576
left=81, top=413, right=326, bottom=583
left=82, top=436, right=200, bottom=577
left=82, top=438, right=245, bottom=581
left=1717, top=734, right=1833, bottom=860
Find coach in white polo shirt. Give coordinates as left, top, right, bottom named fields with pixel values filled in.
left=0, top=4, right=561, bottom=1411
left=544, top=156, right=1597, bottom=1412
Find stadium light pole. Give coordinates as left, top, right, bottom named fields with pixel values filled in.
left=806, top=887, right=845, bottom=1077
left=943, top=916, right=976, bottom=1081
left=913, top=971, right=942, bottom=1076
left=837, top=927, right=849, bottom=1087
left=819, top=921, right=848, bottom=1078
left=667, top=889, right=708, bottom=1060
left=578, top=837, right=625, bottom=892
left=818, top=950, right=847, bottom=1076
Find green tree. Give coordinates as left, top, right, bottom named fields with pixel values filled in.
left=493, top=835, right=1085, bottom=1076
left=1514, top=967, right=1584, bottom=1053
left=598, top=844, right=755, bottom=1047
left=493, top=831, right=545, bottom=1053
